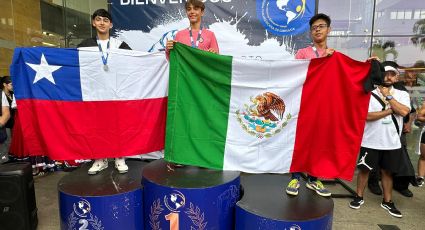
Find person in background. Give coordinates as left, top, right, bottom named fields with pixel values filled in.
left=367, top=66, right=417, bottom=197
left=415, top=101, right=425, bottom=187
left=0, top=76, right=11, bottom=163
left=286, top=13, right=334, bottom=197
left=4, top=76, right=61, bottom=174
left=411, top=60, right=425, bottom=187
left=0, top=76, right=16, bottom=158
left=349, top=61, right=410, bottom=218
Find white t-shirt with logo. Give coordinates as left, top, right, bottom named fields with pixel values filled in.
left=361, top=87, right=411, bottom=150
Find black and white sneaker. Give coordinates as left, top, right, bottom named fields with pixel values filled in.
left=349, top=196, right=364, bottom=209
left=417, top=176, right=424, bottom=187
left=381, top=200, right=402, bottom=218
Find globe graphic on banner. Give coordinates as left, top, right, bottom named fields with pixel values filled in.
left=276, top=0, right=304, bottom=24
left=257, top=0, right=311, bottom=36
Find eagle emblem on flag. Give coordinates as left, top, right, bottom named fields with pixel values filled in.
left=236, top=92, right=292, bottom=139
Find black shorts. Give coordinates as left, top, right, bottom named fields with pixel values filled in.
left=421, top=131, right=425, bottom=144
left=357, top=147, right=402, bottom=173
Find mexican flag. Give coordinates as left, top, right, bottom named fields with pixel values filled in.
left=165, top=43, right=371, bottom=180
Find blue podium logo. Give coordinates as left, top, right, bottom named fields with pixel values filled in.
left=164, top=190, right=186, bottom=212
left=290, top=224, right=302, bottom=230
left=73, top=199, right=91, bottom=218
left=257, top=0, right=315, bottom=36
left=68, top=198, right=104, bottom=230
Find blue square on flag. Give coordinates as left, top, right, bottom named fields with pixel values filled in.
left=11, top=47, right=82, bottom=101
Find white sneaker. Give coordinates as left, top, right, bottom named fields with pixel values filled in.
left=115, top=158, right=128, bottom=174
left=88, top=159, right=108, bottom=175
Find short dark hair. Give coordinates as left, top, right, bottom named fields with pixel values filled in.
left=185, top=0, right=205, bottom=11
left=1, top=76, right=11, bottom=85
left=92, top=9, right=112, bottom=22
left=309, top=13, right=331, bottom=27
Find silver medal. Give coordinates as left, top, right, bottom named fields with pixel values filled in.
left=103, top=64, right=109, bottom=71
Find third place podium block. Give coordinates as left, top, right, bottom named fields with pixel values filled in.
left=236, top=174, right=334, bottom=230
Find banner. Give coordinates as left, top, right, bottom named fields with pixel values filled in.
left=110, top=0, right=317, bottom=59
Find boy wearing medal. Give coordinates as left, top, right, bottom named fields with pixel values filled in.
left=166, top=0, right=219, bottom=54
left=78, top=9, right=132, bottom=175
left=349, top=61, right=410, bottom=218
left=286, top=14, right=334, bottom=197
left=164, top=0, right=218, bottom=171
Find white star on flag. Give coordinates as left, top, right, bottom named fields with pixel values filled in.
left=26, top=54, right=62, bottom=84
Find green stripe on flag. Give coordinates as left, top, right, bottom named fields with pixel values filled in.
left=165, top=43, right=233, bottom=169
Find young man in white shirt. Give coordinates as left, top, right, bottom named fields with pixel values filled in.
left=349, top=61, right=410, bottom=218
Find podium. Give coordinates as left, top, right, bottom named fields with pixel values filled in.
left=57, top=160, right=335, bottom=229
left=236, top=174, right=334, bottom=230
left=142, top=159, right=240, bottom=230
left=58, top=160, right=147, bottom=230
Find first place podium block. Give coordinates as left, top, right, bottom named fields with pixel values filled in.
left=58, top=160, right=147, bottom=230
left=142, top=159, right=240, bottom=230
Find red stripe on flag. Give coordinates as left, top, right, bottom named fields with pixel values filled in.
left=291, top=53, right=371, bottom=180
left=14, top=98, right=167, bottom=160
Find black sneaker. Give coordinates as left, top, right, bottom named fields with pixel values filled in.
left=381, top=200, right=402, bottom=218
left=395, top=188, right=413, bottom=197
left=368, top=182, right=382, bottom=195
left=349, top=196, right=364, bottom=209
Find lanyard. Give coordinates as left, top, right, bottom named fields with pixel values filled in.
left=97, top=38, right=110, bottom=66
left=189, top=27, right=203, bottom=48
left=312, top=46, right=320, bottom=58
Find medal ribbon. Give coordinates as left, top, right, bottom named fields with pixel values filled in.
left=312, top=46, right=327, bottom=58
left=189, top=27, right=203, bottom=48
left=97, top=37, right=110, bottom=66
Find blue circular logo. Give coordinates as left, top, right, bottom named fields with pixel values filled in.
left=257, top=0, right=315, bottom=36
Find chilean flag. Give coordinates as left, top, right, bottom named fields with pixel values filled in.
left=11, top=47, right=168, bottom=160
